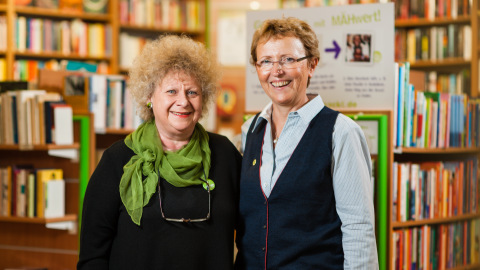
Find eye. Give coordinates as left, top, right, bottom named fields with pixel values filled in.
left=187, top=90, right=199, bottom=96
left=166, top=89, right=176, bottom=94
left=258, top=59, right=273, bottom=66
left=282, top=57, right=296, bottom=64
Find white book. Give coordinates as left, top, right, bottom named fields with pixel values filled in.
left=89, top=74, right=108, bottom=133
left=52, top=105, right=73, bottom=145
left=107, top=79, right=124, bottom=129
left=44, top=179, right=65, bottom=218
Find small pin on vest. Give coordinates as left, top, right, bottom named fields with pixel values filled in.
left=252, top=159, right=256, bottom=166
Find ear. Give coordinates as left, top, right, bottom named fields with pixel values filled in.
left=308, top=58, right=319, bottom=77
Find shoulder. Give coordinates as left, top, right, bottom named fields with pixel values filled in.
left=96, top=139, right=135, bottom=173
left=208, top=132, right=239, bottom=153
left=333, top=113, right=365, bottom=140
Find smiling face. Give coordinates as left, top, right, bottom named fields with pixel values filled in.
left=149, top=70, right=202, bottom=140
left=255, top=36, right=317, bottom=109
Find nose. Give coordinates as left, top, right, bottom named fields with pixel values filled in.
left=273, top=62, right=284, bottom=73
left=176, top=91, right=188, bottom=106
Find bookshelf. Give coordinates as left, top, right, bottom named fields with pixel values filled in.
left=2, top=0, right=114, bottom=80
left=0, top=114, right=94, bottom=270
left=0, top=0, right=208, bottom=79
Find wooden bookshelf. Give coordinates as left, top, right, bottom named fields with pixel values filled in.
left=0, top=115, right=94, bottom=269
left=395, top=15, right=471, bottom=27
left=0, top=143, right=80, bottom=151
left=407, top=58, right=471, bottom=68
left=395, top=146, right=480, bottom=154
left=120, top=24, right=205, bottom=35
left=15, top=51, right=112, bottom=61
left=14, top=6, right=111, bottom=21
left=0, top=214, right=77, bottom=224
left=392, top=213, right=480, bottom=228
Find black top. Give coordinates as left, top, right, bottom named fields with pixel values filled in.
left=78, top=133, right=242, bottom=270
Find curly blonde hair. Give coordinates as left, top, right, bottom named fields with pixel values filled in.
left=128, top=34, right=221, bottom=121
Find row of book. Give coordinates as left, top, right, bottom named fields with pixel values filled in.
left=394, top=63, right=479, bottom=148
left=394, top=25, right=472, bottom=63
left=36, top=69, right=142, bottom=133
left=0, top=16, right=6, bottom=52
left=422, top=69, right=471, bottom=94
left=394, top=0, right=471, bottom=20
left=392, top=158, right=478, bottom=222
left=13, top=59, right=109, bottom=82
left=87, top=74, right=143, bottom=132
left=0, top=89, right=74, bottom=146
left=15, top=0, right=108, bottom=14
left=16, top=17, right=113, bottom=58
left=119, top=0, right=204, bottom=31
left=392, top=220, right=480, bottom=270
left=0, top=166, right=65, bottom=219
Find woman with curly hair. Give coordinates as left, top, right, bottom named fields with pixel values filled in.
left=78, top=35, right=242, bottom=269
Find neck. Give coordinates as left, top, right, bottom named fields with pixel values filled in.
left=158, top=132, right=193, bottom=151
left=271, top=95, right=310, bottom=136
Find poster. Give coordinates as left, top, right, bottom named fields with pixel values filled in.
left=245, top=3, right=395, bottom=112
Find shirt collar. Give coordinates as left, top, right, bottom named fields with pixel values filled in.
left=251, top=95, right=325, bottom=133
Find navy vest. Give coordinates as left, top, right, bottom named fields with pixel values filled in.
left=235, top=107, right=344, bottom=270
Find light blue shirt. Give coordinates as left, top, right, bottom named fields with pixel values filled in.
left=241, top=95, right=379, bottom=270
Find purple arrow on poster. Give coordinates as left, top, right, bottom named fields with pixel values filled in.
left=325, top=40, right=341, bottom=59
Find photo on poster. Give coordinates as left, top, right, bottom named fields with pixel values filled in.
left=345, top=32, right=374, bottom=64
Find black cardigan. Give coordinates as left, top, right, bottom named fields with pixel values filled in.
left=78, top=133, right=242, bottom=270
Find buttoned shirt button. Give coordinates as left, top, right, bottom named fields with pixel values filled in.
left=263, top=225, right=267, bottom=229
left=262, top=247, right=265, bottom=251
left=263, top=201, right=267, bottom=205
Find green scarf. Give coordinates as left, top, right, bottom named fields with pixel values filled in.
left=120, top=120, right=211, bottom=225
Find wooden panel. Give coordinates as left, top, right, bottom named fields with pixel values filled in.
left=0, top=249, right=77, bottom=270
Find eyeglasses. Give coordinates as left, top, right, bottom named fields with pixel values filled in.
left=157, top=173, right=211, bottom=223
left=255, top=56, right=310, bottom=71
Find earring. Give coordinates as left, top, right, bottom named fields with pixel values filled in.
left=147, top=102, right=152, bottom=109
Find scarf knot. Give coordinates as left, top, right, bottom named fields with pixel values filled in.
left=120, top=120, right=211, bottom=225
left=141, top=150, right=156, bottom=175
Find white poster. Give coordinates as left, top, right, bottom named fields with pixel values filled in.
left=246, top=3, right=395, bottom=112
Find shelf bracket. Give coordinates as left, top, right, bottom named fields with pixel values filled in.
left=45, top=220, right=77, bottom=235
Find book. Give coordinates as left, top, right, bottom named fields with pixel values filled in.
left=44, top=100, right=66, bottom=144
left=35, top=168, right=63, bottom=218
left=51, top=104, right=73, bottom=145
left=0, top=166, right=12, bottom=216
left=44, top=177, right=65, bottom=218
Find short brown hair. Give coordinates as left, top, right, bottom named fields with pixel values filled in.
left=128, top=35, right=221, bottom=121
left=250, top=17, right=320, bottom=67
